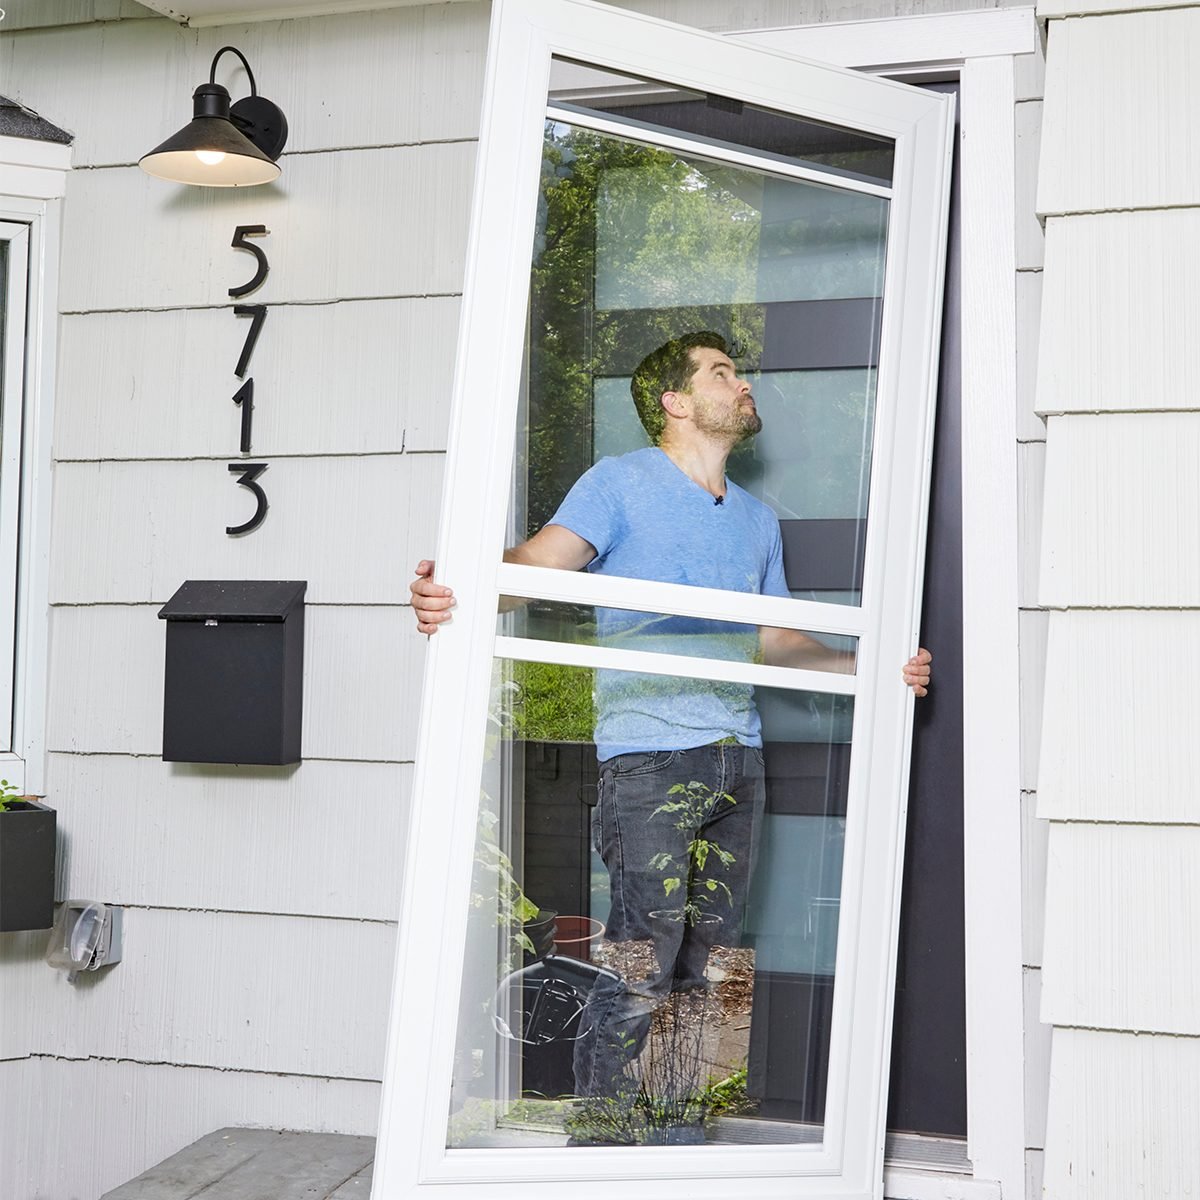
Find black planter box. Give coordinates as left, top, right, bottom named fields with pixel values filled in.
left=0, top=800, right=57, bottom=932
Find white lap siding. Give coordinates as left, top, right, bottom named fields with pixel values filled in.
left=1034, top=5, right=1200, bottom=1198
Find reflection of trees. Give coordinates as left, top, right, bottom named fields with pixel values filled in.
left=525, top=124, right=766, bottom=535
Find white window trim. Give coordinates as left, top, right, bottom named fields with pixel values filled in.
left=0, top=134, right=70, bottom=797
left=0, top=221, right=30, bottom=755
left=730, top=12, right=1033, bottom=1200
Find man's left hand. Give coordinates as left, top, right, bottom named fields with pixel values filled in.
left=903, top=648, right=932, bottom=697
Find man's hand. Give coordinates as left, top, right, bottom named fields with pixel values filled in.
left=903, top=648, right=932, bottom=697
left=410, top=560, right=454, bottom=634
left=410, top=528, right=594, bottom=636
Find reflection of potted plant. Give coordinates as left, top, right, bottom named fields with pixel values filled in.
left=0, top=779, right=57, bottom=933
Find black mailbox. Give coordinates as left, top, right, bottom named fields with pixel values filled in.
left=158, top=580, right=306, bottom=765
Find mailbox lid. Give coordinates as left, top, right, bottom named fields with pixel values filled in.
left=157, top=580, right=307, bottom=623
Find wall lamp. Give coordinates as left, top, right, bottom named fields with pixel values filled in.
left=140, top=46, right=288, bottom=187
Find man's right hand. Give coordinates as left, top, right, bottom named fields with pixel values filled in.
left=410, top=560, right=455, bottom=634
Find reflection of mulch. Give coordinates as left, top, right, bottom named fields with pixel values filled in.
left=707, top=946, right=755, bottom=1017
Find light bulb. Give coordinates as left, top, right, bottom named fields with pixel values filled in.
left=195, top=149, right=226, bottom=166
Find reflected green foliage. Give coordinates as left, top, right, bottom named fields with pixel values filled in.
left=526, top=122, right=766, bottom=534
left=508, top=660, right=595, bottom=743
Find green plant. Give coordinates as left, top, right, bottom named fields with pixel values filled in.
left=702, top=1065, right=753, bottom=1118
left=472, top=805, right=540, bottom=959
left=0, top=779, right=25, bottom=813
left=647, top=780, right=737, bottom=926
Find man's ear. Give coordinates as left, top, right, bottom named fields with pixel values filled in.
left=660, top=389, right=689, bottom=421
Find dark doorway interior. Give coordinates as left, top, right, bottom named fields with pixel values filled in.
left=886, top=79, right=966, bottom=1139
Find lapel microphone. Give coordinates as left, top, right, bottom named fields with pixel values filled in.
left=714, top=494, right=724, bottom=506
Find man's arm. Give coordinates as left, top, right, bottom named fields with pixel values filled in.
left=409, top=524, right=597, bottom=634
left=759, top=627, right=855, bottom=674
left=759, top=628, right=932, bottom=697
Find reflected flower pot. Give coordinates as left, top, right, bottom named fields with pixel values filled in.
left=551, top=915, right=604, bottom=961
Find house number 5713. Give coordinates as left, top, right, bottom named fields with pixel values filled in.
left=226, top=225, right=270, bottom=536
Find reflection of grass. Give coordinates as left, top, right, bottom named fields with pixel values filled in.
left=703, top=1065, right=753, bottom=1117
left=510, top=660, right=595, bottom=743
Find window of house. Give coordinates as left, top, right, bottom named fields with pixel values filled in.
left=375, top=3, right=954, bottom=1197
left=0, top=221, right=30, bottom=757
left=0, top=116, right=70, bottom=796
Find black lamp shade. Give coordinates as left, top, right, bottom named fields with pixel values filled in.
left=140, top=83, right=282, bottom=187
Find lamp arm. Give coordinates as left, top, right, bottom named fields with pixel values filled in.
left=209, top=46, right=258, bottom=97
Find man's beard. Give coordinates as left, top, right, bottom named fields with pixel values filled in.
left=693, top=397, right=763, bottom=440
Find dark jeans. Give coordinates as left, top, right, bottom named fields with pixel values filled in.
left=572, top=743, right=765, bottom=1098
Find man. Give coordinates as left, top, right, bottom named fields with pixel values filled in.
left=412, top=332, right=931, bottom=1102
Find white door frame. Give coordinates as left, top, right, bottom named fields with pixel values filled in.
left=732, top=12, right=1033, bottom=1200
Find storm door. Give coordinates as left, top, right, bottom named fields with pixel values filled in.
left=374, top=2, right=953, bottom=1198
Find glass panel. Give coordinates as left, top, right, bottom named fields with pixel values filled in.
left=515, top=105, right=887, bottom=607
left=447, top=661, right=852, bottom=1149
left=548, top=58, right=895, bottom=186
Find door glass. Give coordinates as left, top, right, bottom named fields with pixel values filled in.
left=515, top=67, right=888, bottom=607
left=447, top=660, right=853, bottom=1149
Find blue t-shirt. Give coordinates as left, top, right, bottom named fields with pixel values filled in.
left=548, top=447, right=789, bottom=760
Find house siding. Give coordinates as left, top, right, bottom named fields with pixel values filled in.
left=1034, top=2, right=1200, bottom=1197
left=0, top=6, right=486, bottom=1197
left=0, top=3, right=1051, bottom=1197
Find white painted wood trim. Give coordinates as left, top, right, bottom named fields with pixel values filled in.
left=883, top=1168, right=1002, bottom=1200
left=0, top=191, right=65, bottom=797
left=0, top=137, right=72, bottom=176
left=957, top=57, right=1026, bottom=1200
left=732, top=9, right=1036, bottom=71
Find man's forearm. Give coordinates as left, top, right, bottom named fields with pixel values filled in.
left=759, top=627, right=856, bottom=674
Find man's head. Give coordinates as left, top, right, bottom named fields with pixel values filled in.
left=630, top=332, right=761, bottom=446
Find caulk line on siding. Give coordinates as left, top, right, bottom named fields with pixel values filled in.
left=60, top=291, right=463, bottom=316
left=20, top=1051, right=384, bottom=1083
left=1018, top=603, right=1200, bottom=611
left=68, top=135, right=480, bottom=172
left=105, top=902, right=399, bottom=926
left=1042, top=200, right=1200, bottom=218
left=1038, top=1021, right=1200, bottom=1039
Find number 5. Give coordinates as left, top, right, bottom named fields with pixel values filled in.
left=230, top=225, right=269, bottom=298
